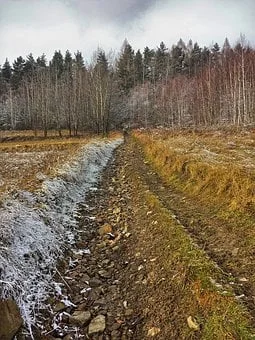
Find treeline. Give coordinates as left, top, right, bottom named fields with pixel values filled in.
left=0, top=50, right=117, bottom=135
left=127, top=36, right=255, bottom=127
left=0, top=36, right=255, bottom=134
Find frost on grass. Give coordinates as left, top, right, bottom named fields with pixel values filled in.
left=0, top=138, right=122, bottom=331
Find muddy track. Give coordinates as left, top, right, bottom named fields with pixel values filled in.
left=18, top=138, right=255, bottom=339
left=130, top=140, right=255, bottom=320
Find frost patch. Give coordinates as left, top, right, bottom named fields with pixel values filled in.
left=0, top=138, right=122, bottom=332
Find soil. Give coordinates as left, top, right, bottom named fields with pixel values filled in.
left=16, top=137, right=255, bottom=339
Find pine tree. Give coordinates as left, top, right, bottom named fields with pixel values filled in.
left=187, top=39, right=193, bottom=54
left=211, top=42, right=220, bottom=65
left=0, top=65, right=6, bottom=96
left=177, top=38, right=187, bottom=51
left=36, top=54, right=47, bottom=68
left=51, top=50, right=64, bottom=77
left=96, top=50, right=108, bottom=74
left=134, top=49, right=143, bottom=84
left=171, top=45, right=185, bottom=75
left=24, top=53, right=36, bottom=77
left=2, top=59, right=12, bottom=82
left=222, top=38, right=231, bottom=58
left=190, top=42, right=202, bottom=74
left=155, top=41, right=168, bottom=81
left=64, top=50, right=73, bottom=73
left=12, top=56, right=25, bottom=89
left=117, top=40, right=135, bottom=93
left=201, top=46, right=210, bottom=65
left=74, top=51, right=85, bottom=69
left=143, top=46, right=154, bottom=82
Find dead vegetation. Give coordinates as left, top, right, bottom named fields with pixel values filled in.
left=124, top=139, right=255, bottom=339
left=134, top=129, right=255, bottom=213
left=132, top=129, right=255, bottom=326
left=0, top=132, right=104, bottom=195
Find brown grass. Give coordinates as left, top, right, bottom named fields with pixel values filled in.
left=127, top=151, right=255, bottom=339
left=133, top=129, right=255, bottom=213
left=0, top=135, right=107, bottom=196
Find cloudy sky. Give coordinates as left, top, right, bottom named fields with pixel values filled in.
left=0, top=0, right=254, bottom=64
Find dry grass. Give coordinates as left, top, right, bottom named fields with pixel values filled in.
left=127, top=149, right=255, bottom=339
left=0, top=129, right=74, bottom=140
left=132, top=129, right=255, bottom=325
left=0, top=135, right=102, bottom=195
left=134, top=129, right=255, bottom=213
left=0, top=129, right=121, bottom=195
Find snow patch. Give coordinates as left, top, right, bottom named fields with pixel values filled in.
left=0, top=138, right=122, bottom=331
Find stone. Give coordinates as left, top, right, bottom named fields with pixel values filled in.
left=63, top=336, right=72, bottom=340
left=101, top=259, right=111, bottom=266
left=232, top=247, right=239, bottom=256
left=76, top=302, right=87, bottom=311
left=124, top=309, right=133, bottom=317
left=94, top=298, right=106, bottom=306
left=81, top=273, right=90, bottom=282
left=111, top=330, right=120, bottom=339
left=147, top=327, right=161, bottom=337
left=89, top=278, right=103, bottom=287
left=187, top=316, right=199, bottom=331
left=110, top=323, right=121, bottom=331
left=69, top=311, right=91, bottom=327
left=0, top=299, right=23, bottom=340
left=88, top=288, right=102, bottom=301
left=98, top=270, right=111, bottom=279
left=98, top=224, right=112, bottom=236
left=88, top=315, right=106, bottom=335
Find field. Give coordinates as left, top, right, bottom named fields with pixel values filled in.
left=2, top=128, right=255, bottom=339
left=134, top=128, right=255, bottom=212
left=0, top=130, right=108, bottom=195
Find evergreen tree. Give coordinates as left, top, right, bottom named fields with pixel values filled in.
left=143, top=46, right=154, bottom=82
left=171, top=44, right=185, bottom=75
left=12, top=56, right=25, bottom=89
left=2, top=58, right=12, bottom=82
left=134, top=49, right=143, bottom=84
left=64, top=50, right=73, bottom=73
left=177, top=38, right=187, bottom=51
left=201, top=46, right=210, bottom=65
left=155, top=41, right=168, bottom=81
left=51, top=50, right=64, bottom=77
left=36, top=54, right=47, bottom=68
left=222, top=38, right=232, bottom=58
left=211, top=42, right=220, bottom=65
left=117, top=40, right=135, bottom=93
left=190, top=42, right=202, bottom=74
left=74, top=51, right=85, bottom=69
left=96, top=50, right=108, bottom=74
left=24, top=53, right=36, bottom=77
left=187, top=39, right=193, bottom=53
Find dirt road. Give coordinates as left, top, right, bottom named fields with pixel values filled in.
left=26, top=138, right=255, bottom=340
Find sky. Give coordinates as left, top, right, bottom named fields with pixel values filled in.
left=0, top=0, right=254, bottom=64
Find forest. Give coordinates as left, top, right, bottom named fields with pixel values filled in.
left=0, top=36, right=255, bottom=136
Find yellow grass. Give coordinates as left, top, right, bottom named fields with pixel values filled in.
left=133, top=129, right=255, bottom=213
left=129, top=155, right=255, bottom=339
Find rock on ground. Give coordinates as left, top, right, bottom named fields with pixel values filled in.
left=0, top=299, right=23, bottom=340
left=88, top=315, right=106, bottom=335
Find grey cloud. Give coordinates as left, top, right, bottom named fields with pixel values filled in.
left=0, top=0, right=254, bottom=64
left=69, top=0, right=160, bottom=22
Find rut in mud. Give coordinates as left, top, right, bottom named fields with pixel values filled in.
left=21, top=138, right=255, bottom=339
